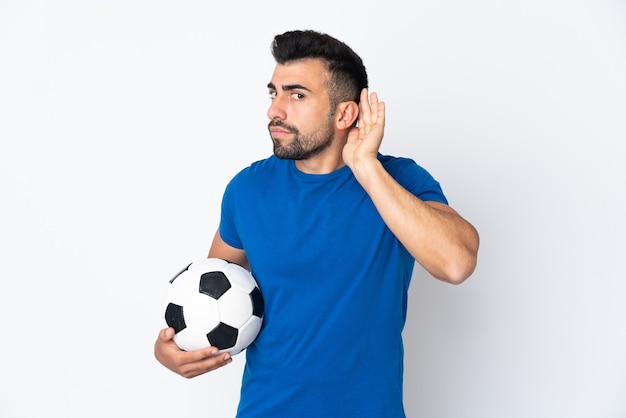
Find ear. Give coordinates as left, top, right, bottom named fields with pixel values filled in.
left=334, top=101, right=359, bottom=130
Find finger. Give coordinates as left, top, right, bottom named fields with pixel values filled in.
left=180, top=350, right=232, bottom=378
left=377, top=100, right=386, bottom=127
left=369, top=92, right=379, bottom=125
left=158, top=327, right=175, bottom=342
left=184, top=345, right=221, bottom=362
left=204, top=352, right=232, bottom=372
left=358, top=88, right=370, bottom=127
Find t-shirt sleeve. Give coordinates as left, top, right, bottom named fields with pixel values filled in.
left=383, top=156, right=449, bottom=205
left=218, top=176, right=245, bottom=250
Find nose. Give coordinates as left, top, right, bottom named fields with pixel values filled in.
left=267, top=95, right=287, bottom=121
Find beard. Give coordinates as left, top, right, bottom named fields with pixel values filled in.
left=269, top=113, right=335, bottom=160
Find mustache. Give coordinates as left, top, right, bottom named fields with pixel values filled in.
left=268, top=120, right=299, bottom=134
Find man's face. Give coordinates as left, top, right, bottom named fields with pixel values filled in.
left=267, top=59, right=336, bottom=160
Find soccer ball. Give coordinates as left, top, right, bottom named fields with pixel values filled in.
left=164, top=258, right=264, bottom=355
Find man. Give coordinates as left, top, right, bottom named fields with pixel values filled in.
left=155, top=30, right=479, bottom=417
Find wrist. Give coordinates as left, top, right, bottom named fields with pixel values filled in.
left=350, top=155, right=383, bottom=185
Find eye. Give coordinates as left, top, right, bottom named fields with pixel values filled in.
left=268, top=90, right=277, bottom=99
left=291, top=92, right=305, bottom=100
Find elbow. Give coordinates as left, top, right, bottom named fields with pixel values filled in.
left=416, top=229, right=480, bottom=285
left=444, top=230, right=480, bottom=285
left=434, top=251, right=478, bottom=285
left=442, top=262, right=476, bottom=285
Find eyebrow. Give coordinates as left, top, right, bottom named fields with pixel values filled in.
left=267, top=82, right=313, bottom=93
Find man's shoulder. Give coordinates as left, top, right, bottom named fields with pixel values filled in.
left=228, top=155, right=291, bottom=191
left=378, top=153, right=427, bottom=175
left=234, top=155, right=285, bottom=177
left=378, top=153, right=447, bottom=202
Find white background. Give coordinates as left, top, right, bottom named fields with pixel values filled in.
left=1, top=0, right=625, bottom=417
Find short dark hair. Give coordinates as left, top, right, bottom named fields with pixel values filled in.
left=271, top=30, right=368, bottom=108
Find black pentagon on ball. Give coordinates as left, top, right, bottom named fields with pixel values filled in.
left=250, top=287, right=264, bottom=318
left=199, top=271, right=231, bottom=299
left=207, top=322, right=239, bottom=350
left=165, top=303, right=186, bottom=333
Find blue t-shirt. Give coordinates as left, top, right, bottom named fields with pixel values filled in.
left=219, top=154, right=447, bottom=418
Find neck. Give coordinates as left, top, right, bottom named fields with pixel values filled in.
left=294, top=137, right=347, bottom=174
left=295, top=156, right=345, bottom=174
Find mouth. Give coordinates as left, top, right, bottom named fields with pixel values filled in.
left=269, top=127, right=291, bottom=135
left=268, top=124, right=295, bottom=139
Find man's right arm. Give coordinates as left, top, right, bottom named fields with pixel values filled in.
left=207, top=229, right=249, bottom=270
left=153, top=229, right=247, bottom=378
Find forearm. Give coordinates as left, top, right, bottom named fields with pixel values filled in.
left=353, top=159, right=479, bottom=284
